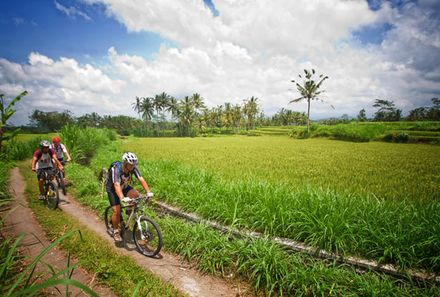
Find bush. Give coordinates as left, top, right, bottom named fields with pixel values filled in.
left=60, top=125, right=117, bottom=164
left=383, top=133, right=409, bottom=143
left=2, top=137, right=43, bottom=161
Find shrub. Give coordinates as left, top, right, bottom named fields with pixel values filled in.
left=60, top=125, right=117, bottom=164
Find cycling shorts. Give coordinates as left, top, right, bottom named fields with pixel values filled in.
left=37, top=168, right=53, bottom=181
left=107, top=185, right=133, bottom=206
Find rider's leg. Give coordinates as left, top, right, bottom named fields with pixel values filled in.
left=38, top=179, right=44, bottom=195
left=126, top=188, right=140, bottom=199
left=111, top=205, right=121, bottom=230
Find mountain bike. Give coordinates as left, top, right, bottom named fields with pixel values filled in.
left=104, top=194, right=163, bottom=257
left=42, top=169, right=60, bottom=209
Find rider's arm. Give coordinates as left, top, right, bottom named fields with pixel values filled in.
left=113, top=182, right=124, bottom=199
left=31, top=156, right=37, bottom=172
left=138, top=176, right=150, bottom=193
left=62, top=144, right=72, bottom=162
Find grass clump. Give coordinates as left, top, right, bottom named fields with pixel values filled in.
left=60, top=124, right=117, bottom=164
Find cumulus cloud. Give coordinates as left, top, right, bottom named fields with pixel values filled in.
left=2, top=0, right=440, bottom=124
left=0, top=52, right=124, bottom=125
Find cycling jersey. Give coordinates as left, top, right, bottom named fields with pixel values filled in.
left=50, top=143, right=67, bottom=160
left=106, top=161, right=142, bottom=192
left=33, top=149, right=56, bottom=169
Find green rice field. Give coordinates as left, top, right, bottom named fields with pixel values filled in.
left=121, top=135, right=439, bottom=201
left=85, top=135, right=440, bottom=274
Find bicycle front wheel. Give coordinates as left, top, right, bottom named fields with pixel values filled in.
left=45, top=181, right=59, bottom=209
left=133, top=217, right=163, bottom=257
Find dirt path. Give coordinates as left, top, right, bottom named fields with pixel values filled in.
left=2, top=167, right=117, bottom=297
left=5, top=168, right=250, bottom=297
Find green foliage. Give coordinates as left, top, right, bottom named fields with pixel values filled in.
left=383, top=132, right=409, bottom=143
left=60, top=125, right=116, bottom=164
left=0, top=91, right=28, bottom=154
left=29, top=109, right=75, bottom=132
left=289, top=121, right=440, bottom=143
left=373, top=99, right=402, bottom=122
left=3, top=137, right=43, bottom=161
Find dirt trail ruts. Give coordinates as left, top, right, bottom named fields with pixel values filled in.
left=2, top=167, right=117, bottom=296
left=7, top=167, right=251, bottom=297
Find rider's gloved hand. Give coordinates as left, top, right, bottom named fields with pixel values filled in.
left=121, top=197, right=132, bottom=203
left=147, top=192, right=154, bottom=198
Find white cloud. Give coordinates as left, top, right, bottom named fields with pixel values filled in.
left=2, top=0, right=440, bottom=124
left=55, top=0, right=92, bottom=20
left=0, top=53, right=124, bottom=125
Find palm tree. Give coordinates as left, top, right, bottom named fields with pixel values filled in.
left=178, top=96, right=196, bottom=136
left=290, top=69, right=329, bottom=133
left=140, top=97, right=155, bottom=128
left=165, top=96, right=179, bottom=119
left=132, top=96, right=142, bottom=119
left=243, top=96, right=259, bottom=130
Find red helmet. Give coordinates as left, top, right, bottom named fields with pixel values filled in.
left=52, top=136, right=61, bottom=143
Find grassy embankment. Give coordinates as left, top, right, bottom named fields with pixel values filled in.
left=253, top=121, right=440, bottom=143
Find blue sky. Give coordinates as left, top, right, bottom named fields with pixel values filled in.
left=0, top=0, right=392, bottom=62
left=0, top=0, right=167, bottom=64
left=1, top=0, right=439, bottom=124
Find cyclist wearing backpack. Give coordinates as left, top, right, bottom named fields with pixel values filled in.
left=50, top=136, right=71, bottom=184
left=106, top=152, right=151, bottom=242
left=31, top=140, right=64, bottom=200
left=50, top=136, right=71, bottom=165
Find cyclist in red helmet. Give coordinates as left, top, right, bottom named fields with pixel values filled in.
left=50, top=136, right=71, bottom=184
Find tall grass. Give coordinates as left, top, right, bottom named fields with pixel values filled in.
left=87, top=144, right=440, bottom=273
left=60, top=125, right=117, bottom=164
left=1, top=137, right=43, bottom=161
left=64, top=157, right=440, bottom=296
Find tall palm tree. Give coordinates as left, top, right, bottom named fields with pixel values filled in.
left=290, top=69, right=329, bottom=133
left=190, top=93, right=206, bottom=113
left=243, top=96, right=259, bottom=130
left=178, top=96, right=196, bottom=136
left=132, top=96, right=142, bottom=119
left=165, top=96, right=179, bottom=119
left=140, top=97, right=155, bottom=128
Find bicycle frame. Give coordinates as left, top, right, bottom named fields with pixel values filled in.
left=122, top=197, right=150, bottom=237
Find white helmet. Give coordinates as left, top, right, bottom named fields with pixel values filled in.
left=122, top=152, right=138, bottom=165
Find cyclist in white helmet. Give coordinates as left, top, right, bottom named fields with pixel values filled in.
left=31, top=140, right=64, bottom=200
left=105, top=152, right=152, bottom=242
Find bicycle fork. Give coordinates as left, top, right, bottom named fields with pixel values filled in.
left=137, top=216, right=148, bottom=240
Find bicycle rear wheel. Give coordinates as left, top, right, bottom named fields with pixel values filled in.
left=45, top=181, right=59, bottom=209
left=133, top=217, right=163, bottom=257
